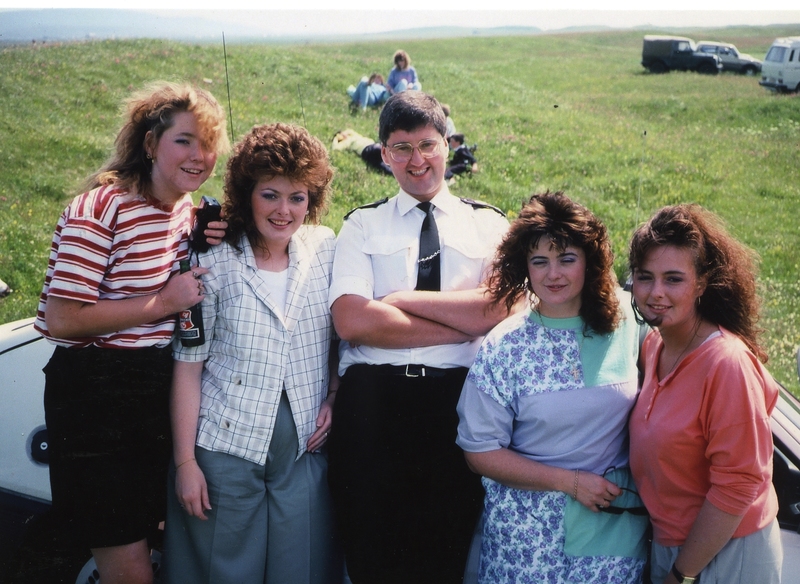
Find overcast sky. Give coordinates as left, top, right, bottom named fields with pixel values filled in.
left=2, top=1, right=799, bottom=37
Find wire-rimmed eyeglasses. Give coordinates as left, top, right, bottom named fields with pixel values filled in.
left=386, top=139, right=442, bottom=163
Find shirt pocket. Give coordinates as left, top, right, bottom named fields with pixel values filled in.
left=442, top=232, right=495, bottom=288
left=362, top=236, right=415, bottom=297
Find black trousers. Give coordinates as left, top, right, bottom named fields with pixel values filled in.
left=328, top=364, right=483, bottom=584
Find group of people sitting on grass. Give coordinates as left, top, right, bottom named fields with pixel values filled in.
left=347, top=49, right=421, bottom=111
left=343, top=49, right=478, bottom=181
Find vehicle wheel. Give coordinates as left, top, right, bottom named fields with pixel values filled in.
left=742, top=65, right=757, bottom=76
left=3, top=511, right=162, bottom=584
left=698, top=62, right=719, bottom=75
left=648, top=61, right=667, bottom=74
left=73, top=550, right=162, bottom=584
left=3, top=511, right=94, bottom=584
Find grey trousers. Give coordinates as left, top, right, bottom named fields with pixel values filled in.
left=650, top=519, right=783, bottom=584
left=162, top=392, right=341, bottom=584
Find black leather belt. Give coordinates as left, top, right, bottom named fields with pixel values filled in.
left=370, top=364, right=454, bottom=378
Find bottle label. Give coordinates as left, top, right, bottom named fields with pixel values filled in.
left=179, top=310, right=200, bottom=339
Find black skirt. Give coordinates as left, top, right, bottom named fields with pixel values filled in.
left=43, top=344, right=173, bottom=549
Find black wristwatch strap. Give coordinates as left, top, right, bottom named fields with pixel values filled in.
left=671, top=563, right=699, bottom=583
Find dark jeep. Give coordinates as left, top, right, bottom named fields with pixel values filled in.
left=641, top=35, right=722, bottom=74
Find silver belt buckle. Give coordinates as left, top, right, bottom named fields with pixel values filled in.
left=404, top=364, right=424, bottom=377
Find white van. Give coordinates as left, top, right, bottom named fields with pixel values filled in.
left=759, top=37, right=800, bottom=92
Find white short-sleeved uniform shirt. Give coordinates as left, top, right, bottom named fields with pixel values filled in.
left=329, top=186, right=508, bottom=374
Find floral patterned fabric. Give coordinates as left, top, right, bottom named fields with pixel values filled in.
left=480, top=480, right=645, bottom=583
left=458, top=305, right=644, bottom=583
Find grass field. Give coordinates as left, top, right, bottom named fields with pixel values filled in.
left=1, top=26, right=799, bottom=394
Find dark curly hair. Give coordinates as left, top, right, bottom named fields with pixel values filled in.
left=628, top=204, right=766, bottom=362
left=488, top=191, right=620, bottom=335
left=223, top=123, right=334, bottom=252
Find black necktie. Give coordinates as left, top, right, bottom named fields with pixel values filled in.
left=416, top=202, right=441, bottom=291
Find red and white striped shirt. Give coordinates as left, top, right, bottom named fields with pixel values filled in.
left=34, top=184, right=193, bottom=348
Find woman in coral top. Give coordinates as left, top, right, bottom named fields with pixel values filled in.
left=628, top=204, right=783, bottom=584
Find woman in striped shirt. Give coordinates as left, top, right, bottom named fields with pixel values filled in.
left=34, top=81, right=229, bottom=584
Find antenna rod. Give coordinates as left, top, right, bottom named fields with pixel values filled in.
left=636, top=130, right=646, bottom=228
left=223, top=32, right=235, bottom=141
left=297, top=83, right=307, bottom=128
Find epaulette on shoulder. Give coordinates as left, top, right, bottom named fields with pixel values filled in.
left=459, top=197, right=506, bottom=217
left=343, top=197, right=389, bottom=220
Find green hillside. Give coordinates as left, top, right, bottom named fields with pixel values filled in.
left=1, top=27, right=799, bottom=393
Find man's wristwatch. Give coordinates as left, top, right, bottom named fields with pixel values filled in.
left=671, top=563, right=699, bottom=583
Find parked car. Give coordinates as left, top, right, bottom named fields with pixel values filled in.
left=1, top=315, right=800, bottom=582
left=760, top=36, right=800, bottom=93
left=696, top=41, right=762, bottom=75
left=0, top=318, right=162, bottom=583
left=641, top=35, right=722, bottom=74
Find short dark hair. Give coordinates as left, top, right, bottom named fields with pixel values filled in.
left=449, top=133, right=465, bottom=145
left=223, top=123, right=333, bottom=250
left=379, top=91, right=446, bottom=145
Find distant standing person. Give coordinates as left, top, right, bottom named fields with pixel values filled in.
left=387, top=49, right=422, bottom=94
left=628, top=204, right=783, bottom=584
left=33, top=81, right=229, bottom=584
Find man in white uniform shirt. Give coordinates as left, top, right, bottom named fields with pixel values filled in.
left=327, top=91, right=512, bottom=584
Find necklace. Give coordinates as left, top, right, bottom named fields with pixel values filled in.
left=534, top=310, right=585, bottom=382
left=661, top=317, right=702, bottom=378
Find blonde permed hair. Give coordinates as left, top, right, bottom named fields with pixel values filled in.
left=85, top=81, right=230, bottom=200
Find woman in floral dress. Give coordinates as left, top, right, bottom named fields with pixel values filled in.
left=457, top=191, right=646, bottom=583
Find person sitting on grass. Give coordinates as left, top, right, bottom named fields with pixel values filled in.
left=347, top=73, right=389, bottom=112
left=387, top=50, right=422, bottom=94
left=445, top=133, right=478, bottom=180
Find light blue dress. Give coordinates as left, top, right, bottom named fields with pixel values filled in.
left=457, top=295, right=645, bottom=584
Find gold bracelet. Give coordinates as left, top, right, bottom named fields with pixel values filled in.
left=572, top=469, right=579, bottom=500
left=176, top=457, right=196, bottom=470
left=156, top=291, right=168, bottom=317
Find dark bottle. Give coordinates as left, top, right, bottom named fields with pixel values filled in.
left=178, top=259, right=205, bottom=347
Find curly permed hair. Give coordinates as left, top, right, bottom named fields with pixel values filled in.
left=86, top=81, right=229, bottom=199
left=628, top=203, right=766, bottom=362
left=488, top=191, right=621, bottom=335
left=222, top=122, right=334, bottom=250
